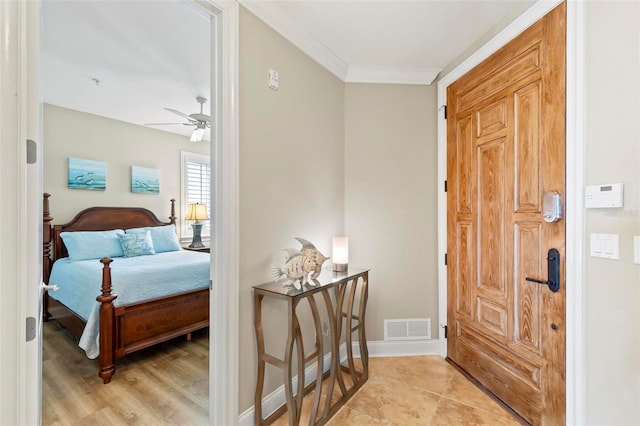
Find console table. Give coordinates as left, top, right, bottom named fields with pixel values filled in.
left=253, top=267, right=370, bottom=425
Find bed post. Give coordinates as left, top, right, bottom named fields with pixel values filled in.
left=43, top=193, right=53, bottom=281
left=97, top=257, right=117, bottom=384
left=169, top=198, right=177, bottom=225
left=43, top=193, right=53, bottom=322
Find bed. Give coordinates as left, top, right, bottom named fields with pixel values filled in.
left=42, top=193, right=210, bottom=384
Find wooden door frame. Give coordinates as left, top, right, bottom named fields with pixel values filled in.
left=436, top=0, right=585, bottom=423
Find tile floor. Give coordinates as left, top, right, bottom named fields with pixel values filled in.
left=272, top=356, right=522, bottom=425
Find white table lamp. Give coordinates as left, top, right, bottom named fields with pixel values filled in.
left=332, top=236, right=349, bottom=272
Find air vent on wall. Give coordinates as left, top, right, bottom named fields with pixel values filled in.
left=384, top=318, right=431, bottom=341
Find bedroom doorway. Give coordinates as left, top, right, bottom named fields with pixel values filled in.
left=38, top=1, right=239, bottom=424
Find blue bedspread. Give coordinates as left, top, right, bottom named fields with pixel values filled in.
left=48, top=250, right=209, bottom=359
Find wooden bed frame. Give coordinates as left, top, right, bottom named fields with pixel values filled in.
left=42, top=193, right=209, bottom=384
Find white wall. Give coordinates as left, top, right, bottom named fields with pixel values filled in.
left=344, top=83, right=438, bottom=341
left=43, top=104, right=208, bottom=235
left=583, top=2, right=640, bottom=424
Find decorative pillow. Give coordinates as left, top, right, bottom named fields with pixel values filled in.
left=118, top=231, right=156, bottom=257
left=61, top=229, right=125, bottom=261
left=126, top=224, right=181, bottom=253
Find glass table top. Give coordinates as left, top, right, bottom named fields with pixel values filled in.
left=253, top=266, right=369, bottom=298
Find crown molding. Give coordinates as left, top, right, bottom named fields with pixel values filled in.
left=239, top=0, right=349, bottom=81
left=345, top=66, right=440, bottom=85
left=239, top=1, right=437, bottom=85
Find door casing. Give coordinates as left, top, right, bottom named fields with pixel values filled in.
left=436, top=0, right=585, bottom=423
left=8, top=1, right=240, bottom=424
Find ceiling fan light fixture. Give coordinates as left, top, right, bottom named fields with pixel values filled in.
left=190, top=127, right=206, bottom=142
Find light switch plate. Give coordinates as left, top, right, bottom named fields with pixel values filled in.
left=590, top=233, right=619, bottom=260
left=634, top=236, right=640, bottom=265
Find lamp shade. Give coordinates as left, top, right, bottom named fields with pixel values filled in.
left=332, top=236, right=348, bottom=271
left=190, top=127, right=206, bottom=142
left=185, top=203, right=209, bottom=222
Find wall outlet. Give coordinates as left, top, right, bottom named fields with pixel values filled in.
left=322, top=321, right=330, bottom=336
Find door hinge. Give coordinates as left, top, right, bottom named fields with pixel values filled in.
left=444, top=325, right=448, bottom=339
left=209, top=279, right=213, bottom=290
left=444, top=180, right=448, bottom=192
left=443, top=105, right=448, bottom=119
left=26, top=317, right=36, bottom=342
left=26, top=139, right=37, bottom=164
left=444, top=253, right=448, bottom=266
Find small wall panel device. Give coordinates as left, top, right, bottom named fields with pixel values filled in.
left=585, top=183, right=623, bottom=208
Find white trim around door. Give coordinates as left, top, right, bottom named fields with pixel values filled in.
left=436, top=0, right=584, bottom=423
left=193, top=1, right=240, bottom=425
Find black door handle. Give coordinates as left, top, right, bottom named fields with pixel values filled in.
left=525, top=248, right=560, bottom=292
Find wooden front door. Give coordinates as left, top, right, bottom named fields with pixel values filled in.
left=446, top=3, right=566, bottom=425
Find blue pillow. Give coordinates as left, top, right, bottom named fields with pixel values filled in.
left=126, top=224, right=181, bottom=253
left=61, top=229, right=125, bottom=261
left=118, top=231, right=156, bottom=257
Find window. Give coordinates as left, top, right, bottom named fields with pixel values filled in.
left=181, top=151, right=211, bottom=241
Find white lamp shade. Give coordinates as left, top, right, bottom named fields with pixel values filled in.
left=185, top=203, right=209, bottom=222
left=332, top=236, right=349, bottom=264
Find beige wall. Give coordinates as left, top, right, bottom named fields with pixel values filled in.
left=583, top=2, right=640, bottom=424
left=344, top=83, right=438, bottom=340
left=43, top=104, right=208, bottom=234
left=238, top=7, right=345, bottom=412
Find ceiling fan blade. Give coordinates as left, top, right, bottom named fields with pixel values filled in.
left=145, top=122, right=187, bottom=126
left=164, top=108, right=193, bottom=121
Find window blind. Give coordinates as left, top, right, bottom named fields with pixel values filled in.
left=186, top=160, right=211, bottom=230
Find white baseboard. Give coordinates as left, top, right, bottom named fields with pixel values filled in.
left=364, top=338, right=441, bottom=358
left=239, top=346, right=346, bottom=425
left=238, top=339, right=441, bottom=425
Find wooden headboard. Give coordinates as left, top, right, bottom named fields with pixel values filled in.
left=43, top=193, right=177, bottom=272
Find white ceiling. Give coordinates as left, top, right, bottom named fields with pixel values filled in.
left=240, top=0, right=536, bottom=84
left=42, top=0, right=212, bottom=140
left=42, top=0, right=536, bottom=139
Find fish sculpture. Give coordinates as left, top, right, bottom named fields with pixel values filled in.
left=271, top=238, right=329, bottom=290
left=295, top=237, right=329, bottom=280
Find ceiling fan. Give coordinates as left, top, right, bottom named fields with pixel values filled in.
left=145, top=96, right=211, bottom=141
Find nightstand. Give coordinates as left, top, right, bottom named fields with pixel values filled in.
left=182, top=246, right=210, bottom=253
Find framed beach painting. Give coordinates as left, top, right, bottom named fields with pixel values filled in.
left=131, top=166, right=160, bottom=194
left=68, top=157, right=106, bottom=191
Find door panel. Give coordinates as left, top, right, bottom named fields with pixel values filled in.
left=447, top=3, right=566, bottom=425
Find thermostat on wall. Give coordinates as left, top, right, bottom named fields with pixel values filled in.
left=585, top=183, right=623, bottom=208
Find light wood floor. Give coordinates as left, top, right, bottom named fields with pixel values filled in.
left=43, top=321, right=520, bottom=425
left=42, top=321, right=209, bottom=425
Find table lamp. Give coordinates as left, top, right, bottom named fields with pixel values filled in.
left=185, top=203, right=208, bottom=248
left=332, top=236, right=349, bottom=272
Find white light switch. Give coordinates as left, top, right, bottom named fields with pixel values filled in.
left=634, top=236, right=640, bottom=265
left=604, top=238, right=614, bottom=254
left=590, top=233, right=619, bottom=259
